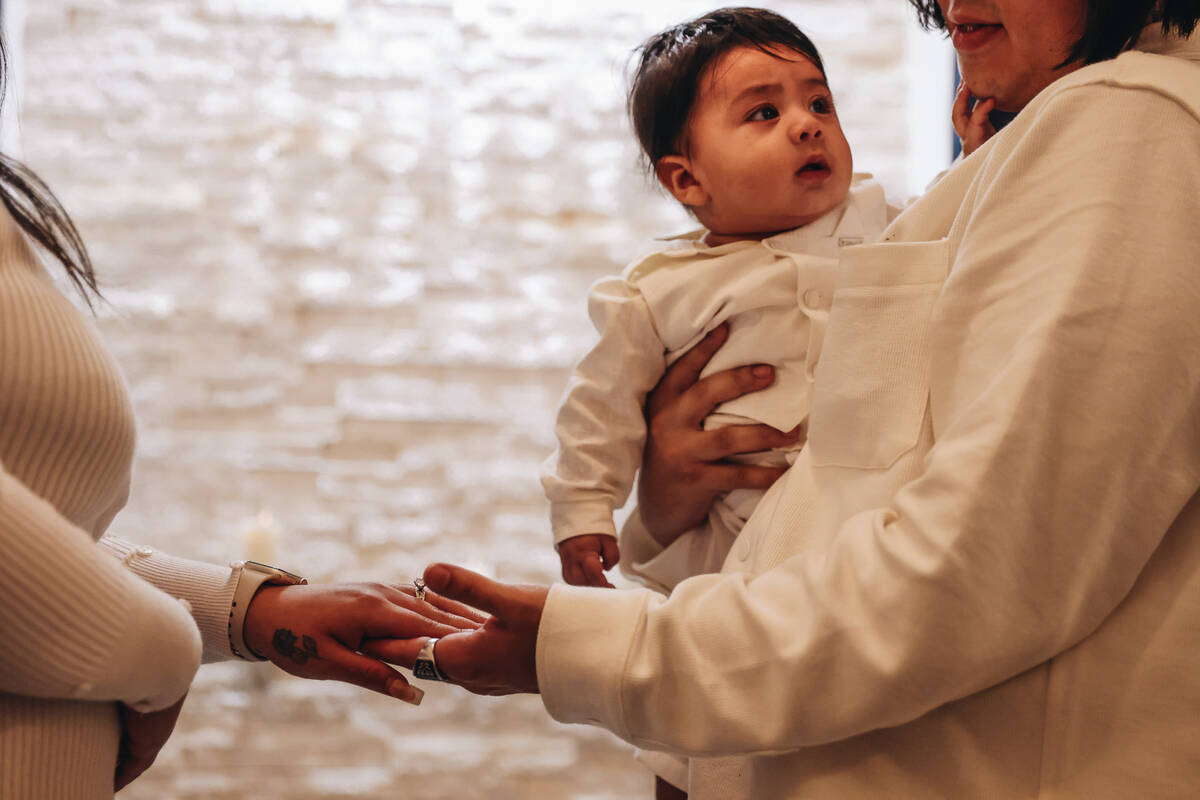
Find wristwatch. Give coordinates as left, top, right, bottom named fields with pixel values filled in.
left=227, top=560, right=307, bottom=661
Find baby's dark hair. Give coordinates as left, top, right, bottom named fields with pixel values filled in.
left=628, top=7, right=826, bottom=170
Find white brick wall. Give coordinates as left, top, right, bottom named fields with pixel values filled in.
left=15, top=2, right=950, bottom=797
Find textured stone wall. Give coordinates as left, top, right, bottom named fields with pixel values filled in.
left=17, top=1, right=947, bottom=798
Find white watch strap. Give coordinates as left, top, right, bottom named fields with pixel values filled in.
left=227, top=560, right=307, bottom=661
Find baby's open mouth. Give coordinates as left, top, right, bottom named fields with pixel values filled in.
left=798, top=157, right=830, bottom=176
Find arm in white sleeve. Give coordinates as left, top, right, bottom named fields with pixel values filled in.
left=538, top=84, right=1200, bottom=754
left=618, top=506, right=736, bottom=594
left=541, top=275, right=667, bottom=544
left=97, top=537, right=239, bottom=663
left=0, top=469, right=201, bottom=712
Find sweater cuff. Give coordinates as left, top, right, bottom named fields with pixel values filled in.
left=550, top=500, right=618, bottom=546
left=619, top=507, right=736, bottom=595
left=536, top=583, right=653, bottom=735
left=617, top=507, right=667, bottom=585
left=99, top=538, right=239, bottom=663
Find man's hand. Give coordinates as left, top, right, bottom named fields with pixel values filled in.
left=953, top=81, right=997, bottom=156
left=243, top=581, right=482, bottom=705
left=558, top=533, right=620, bottom=587
left=363, top=563, right=547, bottom=696
left=114, top=694, right=187, bottom=791
left=639, top=323, right=802, bottom=544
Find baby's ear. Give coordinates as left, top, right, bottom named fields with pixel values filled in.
left=655, top=155, right=709, bottom=208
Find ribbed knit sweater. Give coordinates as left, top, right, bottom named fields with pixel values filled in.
left=0, top=207, right=243, bottom=799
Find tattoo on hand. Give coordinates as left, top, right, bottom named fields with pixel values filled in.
left=272, top=629, right=321, bottom=664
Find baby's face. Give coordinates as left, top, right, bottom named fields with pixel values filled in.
left=682, top=45, right=853, bottom=239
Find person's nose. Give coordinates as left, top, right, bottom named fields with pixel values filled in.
left=787, top=111, right=823, bottom=144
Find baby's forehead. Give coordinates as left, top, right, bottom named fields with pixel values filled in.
left=700, top=44, right=826, bottom=101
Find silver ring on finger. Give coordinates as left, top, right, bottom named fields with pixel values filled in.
left=413, top=637, right=449, bottom=682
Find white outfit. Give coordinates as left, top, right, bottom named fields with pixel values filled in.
left=0, top=209, right=249, bottom=799
left=535, top=26, right=1200, bottom=799
left=542, top=177, right=890, bottom=551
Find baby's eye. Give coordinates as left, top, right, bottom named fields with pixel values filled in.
left=746, top=104, right=780, bottom=122
left=810, top=96, right=834, bottom=114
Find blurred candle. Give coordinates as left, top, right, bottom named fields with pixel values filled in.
left=242, top=510, right=279, bottom=565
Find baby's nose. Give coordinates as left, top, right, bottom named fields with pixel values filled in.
left=789, top=115, right=824, bottom=142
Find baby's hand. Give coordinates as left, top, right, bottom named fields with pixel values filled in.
left=953, top=81, right=996, bottom=157
left=558, top=534, right=620, bottom=588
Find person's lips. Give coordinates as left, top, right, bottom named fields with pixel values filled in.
left=796, top=154, right=831, bottom=181
left=950, top=21, right=1003, bottom=51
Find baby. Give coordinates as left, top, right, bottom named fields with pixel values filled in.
left=541, top=8, right=997, bottom=794
left=541, top=6, right=894, bottom=593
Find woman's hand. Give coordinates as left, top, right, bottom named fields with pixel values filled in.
left=243, top=581, right=482, bottom=704
left=953, top=81, right=997, bottom=156
left=639, top=324, right=802, bottom=545
left=114, top=694, right=187, bottom=791
left=363, top=563, right=546, bottom=696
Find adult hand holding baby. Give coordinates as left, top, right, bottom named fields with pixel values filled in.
left=637, top=323, right=804, bottom=545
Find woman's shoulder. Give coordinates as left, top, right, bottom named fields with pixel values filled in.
left=1036, top=46, right=1200, bottom=122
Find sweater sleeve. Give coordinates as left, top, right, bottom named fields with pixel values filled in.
left=97, top=537, right=239, bottom=663
left=541, top=275, right=668, bottom=545
left=538, top=83, right=1200, bottom=753
left=0, top=467, right=201, bottom=712
left=618, top=507, right=737, bottom=594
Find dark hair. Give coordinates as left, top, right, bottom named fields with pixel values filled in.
left=907, top=0, right=1200, bottom=66
left=628, top=7, right=826, bottom=169
left=0, top=37, right=100, bottom=308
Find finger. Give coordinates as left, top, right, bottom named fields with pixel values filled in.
left=659, top=364, right=777, bottom=430
left=359, top=636, right=429, bottom=669
left=970, top=97, right=996, bottom=131
left=370, top=587, right=482, bottom=632
left=423, top=563, right=529, bottom=620
left=690, top=422, right=800, bottom=462
left=581, top=552, right=613, bottom=588
left=646, top=323, right=729, bottom=418
left=357, top=609, right=472, bottom=642
left=387, top=583, right=489, bottom=626
left=601, top=537, right=620, bottom=569
left=705, top=462, right=790, bottom=494
left=320, top=645, right=425, bottom=705
left=952, top=81, right=971, bottom=137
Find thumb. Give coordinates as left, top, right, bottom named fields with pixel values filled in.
left=601, top=537, right=620, bottom=568
left=424, top=563, right=520, bottom=620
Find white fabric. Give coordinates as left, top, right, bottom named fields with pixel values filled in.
left=541, top=177, right=890, bottom=545
left=537, top=26, right=1200, bottom=799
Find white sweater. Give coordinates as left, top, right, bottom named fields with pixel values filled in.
left=536, top=26, right=1200, bottom=799
left=0, top=209, right=242, bottom=799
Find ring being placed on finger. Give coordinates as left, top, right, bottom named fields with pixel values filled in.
left=413, top=637, right=450, bottom=682
left=413, top=577, right=427, bottom=602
